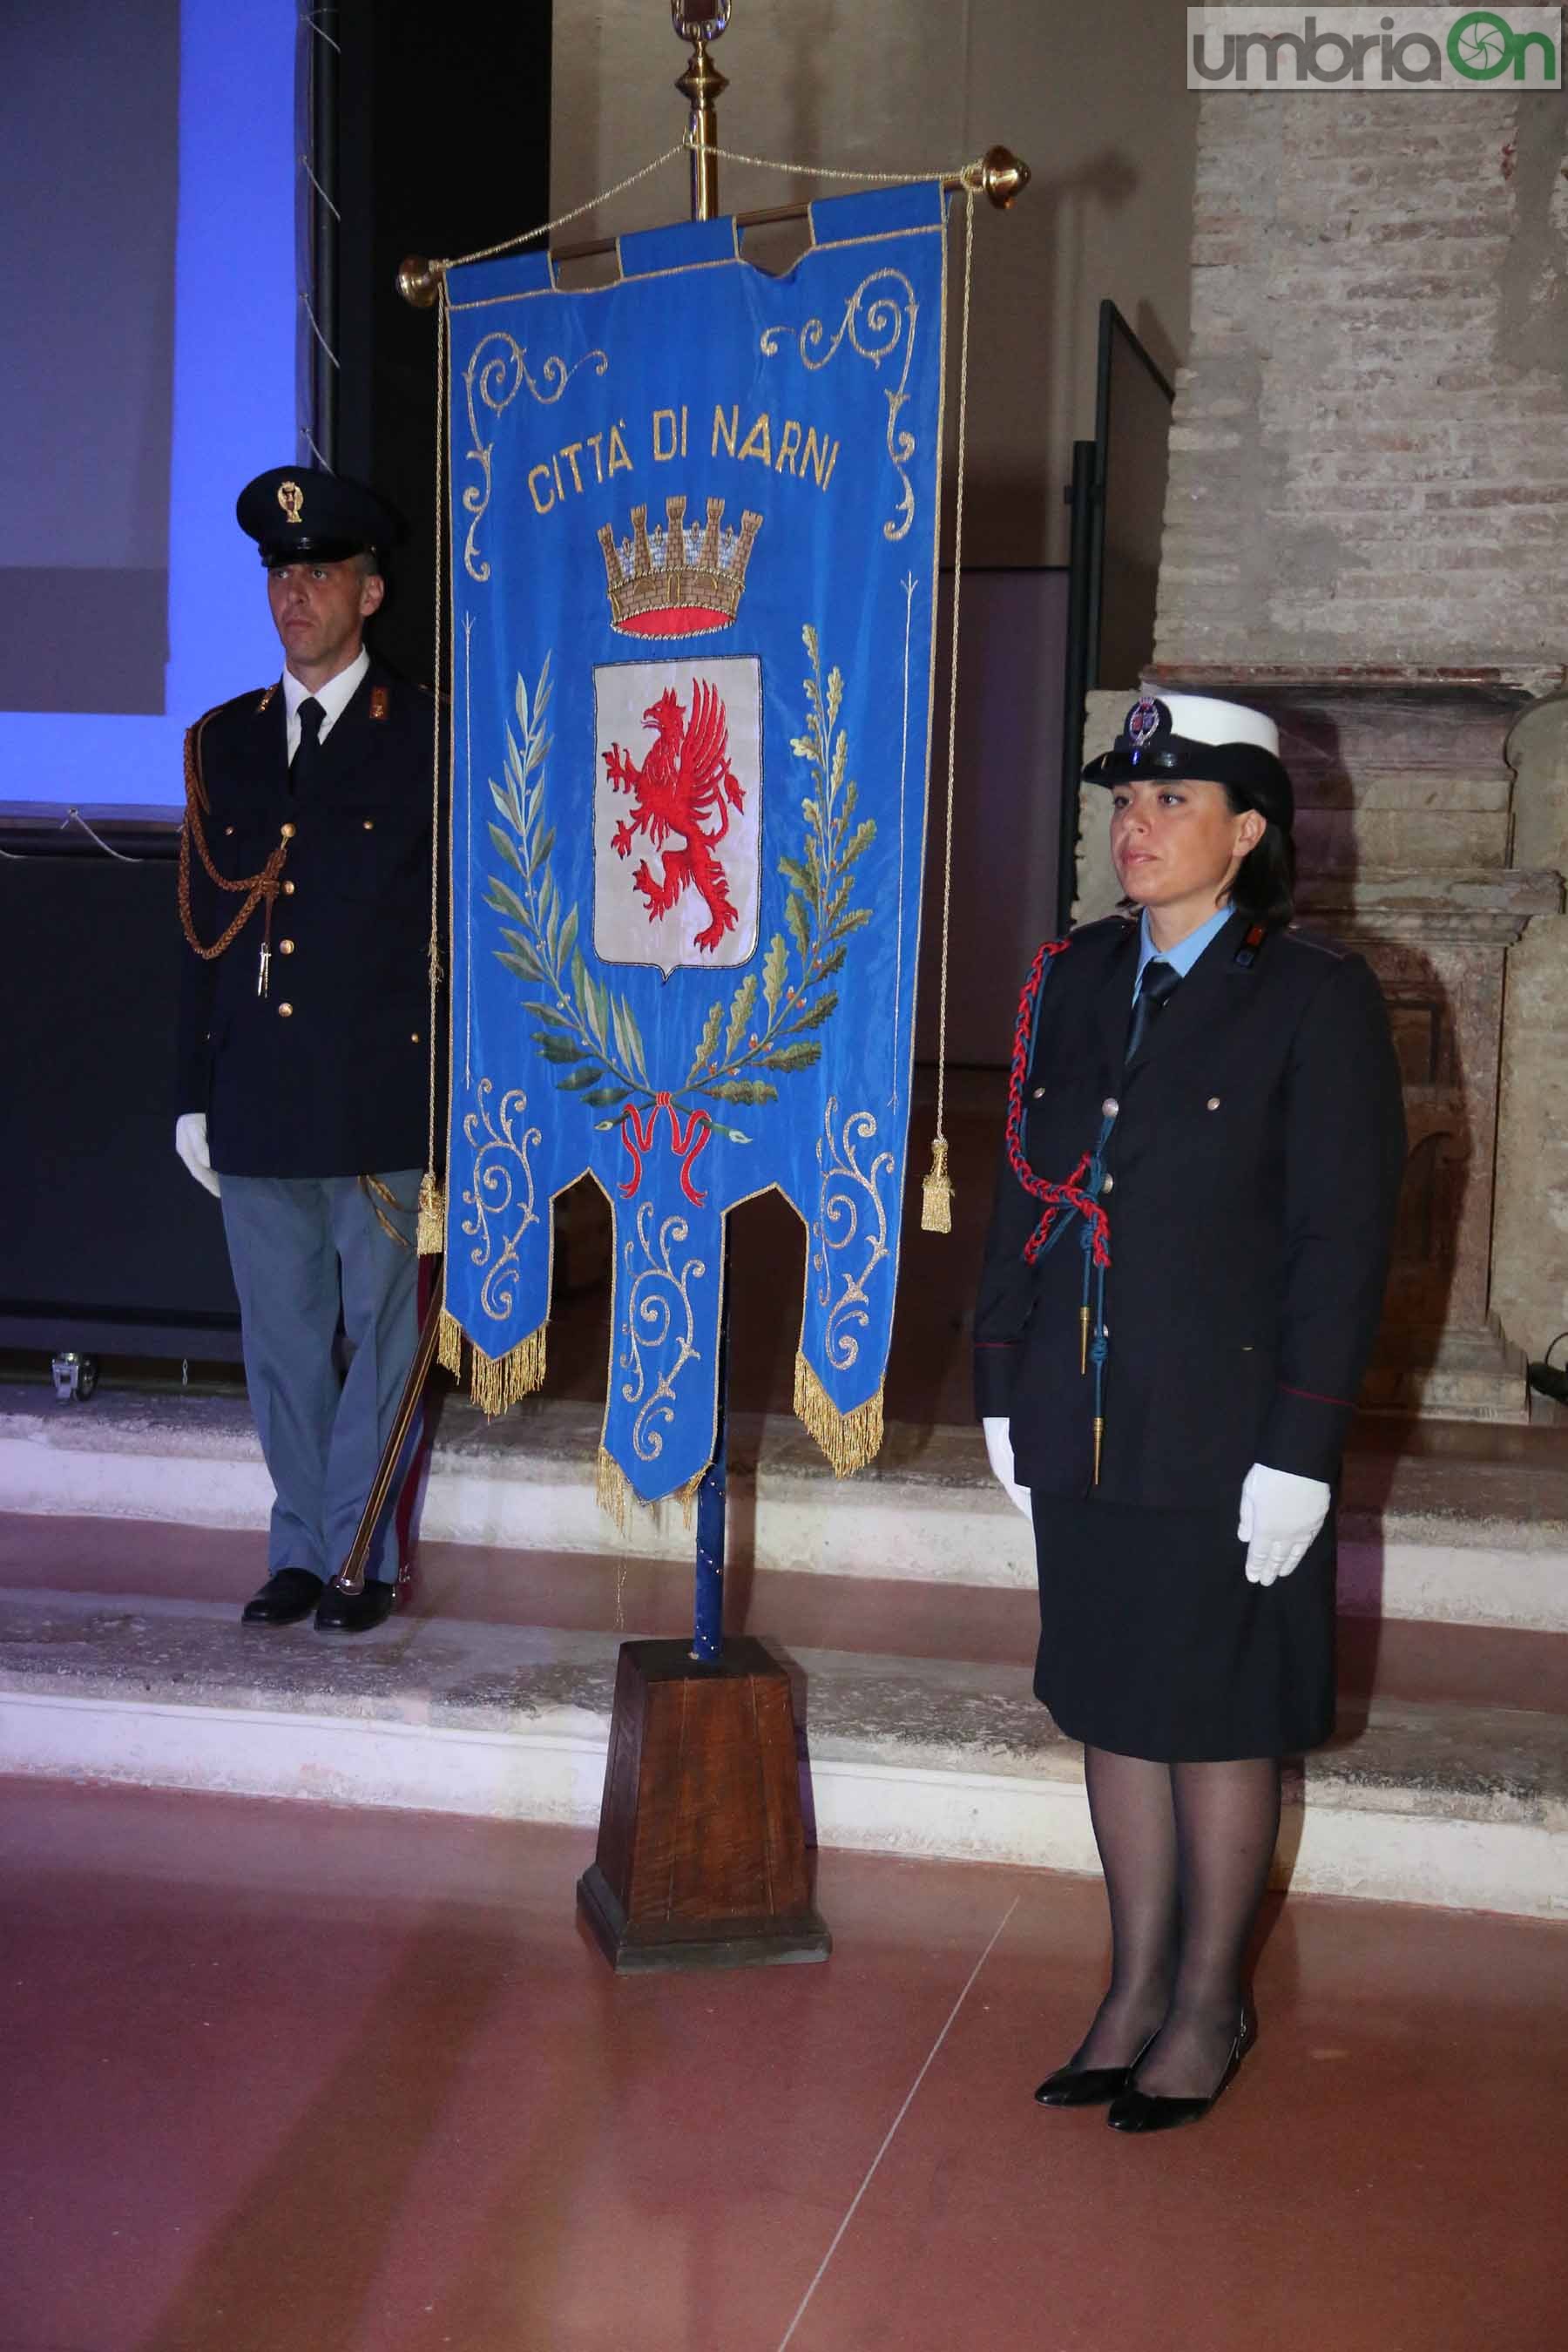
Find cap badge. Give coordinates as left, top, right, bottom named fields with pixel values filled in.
left=276, top=480, right=305, bottom=525
left=1126, top=698, right=1161, bottom=754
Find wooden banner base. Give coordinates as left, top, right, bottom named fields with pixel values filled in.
left=576, top=1636, right=831, bottom=1973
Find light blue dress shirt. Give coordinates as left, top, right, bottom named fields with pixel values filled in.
left=1133, top=902, right=1233, bottom=998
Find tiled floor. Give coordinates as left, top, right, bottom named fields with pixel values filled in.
left=1, top=1780, right=1564, bottom=2351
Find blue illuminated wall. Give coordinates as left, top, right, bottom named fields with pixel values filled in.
left=0, top=0, right=294, bottom=811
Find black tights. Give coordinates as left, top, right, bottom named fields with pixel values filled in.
left=1068, top=1746, right=1281, bottom=2098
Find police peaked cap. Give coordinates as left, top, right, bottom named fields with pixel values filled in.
left=1083, top=692, right=1294, bottom=832
left=236, top=466, right=402, bottom=569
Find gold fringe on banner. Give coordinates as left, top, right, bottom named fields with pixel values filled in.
left=794, top=1350, right=885, bottom=1477
left=595, top=1445, right=635, bottom=1535
left=436, top=1308, right=466, bottom=1380
left=676, top=1469, right=706, bottom=1529
left=920, top=1133, right=954, bottom=1233
left=468, top=1327, right=547, bottom=1418
left=416, top=1173, right=445, bottom=1257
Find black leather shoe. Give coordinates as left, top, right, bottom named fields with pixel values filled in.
left=241, top=1569, right=325, bottom=1625
left=1036, top=2030, right=1159, bottom=2108
left=1106, top=2013, right=1256, bottom=2135
left=314, top=1578, right=397, bottom=1634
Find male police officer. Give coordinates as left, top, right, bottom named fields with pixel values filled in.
left=175, top=467, right=434, bottom=1632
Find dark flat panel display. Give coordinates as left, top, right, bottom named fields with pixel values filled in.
left=1, top=847, right=239, bottom=1345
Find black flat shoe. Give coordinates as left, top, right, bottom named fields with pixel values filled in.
left=1106, top=2013, right=1255, bottom=2135
left=314, top=1578, right=397, bottom=1634
left=241, top=1569, right=325, bottom=1625
left=1036, top=2031, right=1159, bottom=2108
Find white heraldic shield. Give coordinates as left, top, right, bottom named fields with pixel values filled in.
left=592, top=655, right=762, bottom=977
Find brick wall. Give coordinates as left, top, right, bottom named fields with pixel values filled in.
left=1156, top=86, right=1568, bottom=672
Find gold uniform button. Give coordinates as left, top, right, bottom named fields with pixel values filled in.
left=277, top=1002, right=294, bottom=1018
left=1102, top=1097, right=1119, bottom=1118
left=224, top=824, right=234, bottom=836
left=362, top=818, right=375, bottom=831
left=1206, top=1096, right=1221, bottom=1111
left=282, top=878, right=295, bottom=895
left=280, top=821, right=295, bottom=840
left=279, top=939, right=294, bottom=955
left=410, top=1031, right=421, bottom=1044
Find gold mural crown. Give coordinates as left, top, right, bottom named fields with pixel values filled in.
left=598, top=495, right=762, bottom=639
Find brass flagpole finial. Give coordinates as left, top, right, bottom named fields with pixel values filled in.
left=397, top=256, right=443, bottom=309
left=979, top=145, right=1031, bottom=209
left=672, top=2, right=731, bottom=222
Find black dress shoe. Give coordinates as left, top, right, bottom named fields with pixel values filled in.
left=314, top=1578, right=397, bottom=1634
left=1036, top=2030, right=1159, bottom=2108
left=1106, top=2013, right=1256, bottom=2135
left=241, top=1569, right=325, bottom=1625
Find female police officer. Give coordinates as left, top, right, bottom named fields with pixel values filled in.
left=975, top=693, right=1405, bottom=2132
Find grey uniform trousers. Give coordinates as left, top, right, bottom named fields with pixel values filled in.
left=220, top=1170, right=421, bottom=1585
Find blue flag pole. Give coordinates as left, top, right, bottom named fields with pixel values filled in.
left=681, top=7, right=731, bottom=1667
left=691, top=1264, right=728, bottom=1661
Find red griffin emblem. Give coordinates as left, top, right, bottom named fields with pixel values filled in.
left=604, top=679, right=745, bottom=952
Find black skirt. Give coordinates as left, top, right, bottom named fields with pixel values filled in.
left=1029, top=1494, right=1336, bottom=1763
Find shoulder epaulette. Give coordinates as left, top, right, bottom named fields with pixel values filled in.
left=1279, top=923, right=1348, bottom=962
left=189, top=683, right=277, bottom=732
left=1071, top=909, right=1137, bottom=944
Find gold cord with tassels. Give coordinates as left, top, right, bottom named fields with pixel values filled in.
left=921, top=179, right=977, bottom=1234
left=417, top=280, right=451, bottom=1260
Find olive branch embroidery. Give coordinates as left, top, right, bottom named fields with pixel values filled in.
left=485, top=653, right=654, bottom=1119
left=685, top=626, right=875, bottom=1111
left=483, top=625, right=874, bottom=1142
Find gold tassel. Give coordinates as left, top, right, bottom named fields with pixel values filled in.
left=416, top=1172, right=445, bottom=1256
left=920, top=1132, right=953, bottom=1233
left=675, top=1469, right=706, bottom=1529
left=436, top=1308, right=465, bottom=1379
left=595, top=1445, right=636, bottom=1534
left=467, top=1326, right=547, bottom=1419
left=794, top=1350, right=885, bottom=1478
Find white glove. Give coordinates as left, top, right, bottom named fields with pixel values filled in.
left=983, top=1416, right=1032, bottom=1521
left=1238, top=1462, right=1329, bottom=1586
left=175, top=1112, right=221, bottom=1199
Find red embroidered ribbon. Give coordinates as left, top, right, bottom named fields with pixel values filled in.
left=1003, top=936, right=1112, bottom=1269
left=618, top=1094, right=713, bottom=1206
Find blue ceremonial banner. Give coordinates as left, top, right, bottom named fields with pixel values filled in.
left=440, top=182, right=950, bottom=1505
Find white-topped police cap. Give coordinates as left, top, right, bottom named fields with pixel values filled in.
left=1082, top=690, right=1293, bottom=830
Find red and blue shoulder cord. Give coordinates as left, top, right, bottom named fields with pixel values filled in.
left=1002, top=936, right=1119, bottom=1484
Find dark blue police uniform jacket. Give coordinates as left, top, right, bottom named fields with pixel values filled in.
left=974, top=910, right=1407, bottom=1508
left=176, top=659, right=436, bottom=1179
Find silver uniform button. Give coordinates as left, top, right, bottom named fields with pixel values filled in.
left=1031, top=1086, right=1045, bottom=1100
left=1206, top=1095, right=1221, bottom=1111
left=1102, top=1097, right=1119, bottom=1118
left=1100, top=1172, right=1114, bottom=1193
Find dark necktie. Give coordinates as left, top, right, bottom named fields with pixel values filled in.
left=290, top=695, right=325, bottom=792
left=1125, top=957, right=1180, bottom=1070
